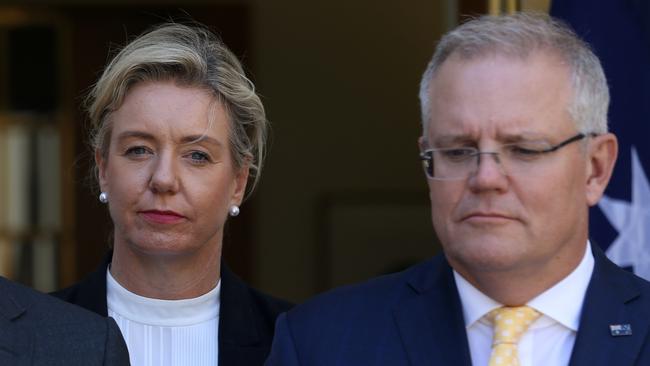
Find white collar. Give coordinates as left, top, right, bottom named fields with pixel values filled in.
left=106, top=269, right=220, bottom=327
left=454, top=241, right=594, bottom=331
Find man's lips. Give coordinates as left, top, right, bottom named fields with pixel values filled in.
left=461, top=212, right=517, bottom=223
left=139, top=210, right=186, bottom=224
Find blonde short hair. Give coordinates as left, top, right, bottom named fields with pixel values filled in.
left=87, top=23, right=267, bottom=197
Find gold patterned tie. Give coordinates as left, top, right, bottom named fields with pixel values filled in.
left=487, top=306, right=541, bottom=366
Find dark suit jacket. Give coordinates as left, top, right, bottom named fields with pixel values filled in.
left=52, top=253, right=292, bottom=366
left=0, top=276, right=129, bottom=366
left=265, top=245, right=650, bottom=366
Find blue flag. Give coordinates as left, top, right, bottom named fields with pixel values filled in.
left=551, top=0, right=650, bottom=279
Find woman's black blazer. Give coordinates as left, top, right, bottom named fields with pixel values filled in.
left=52, top=253, right=293, bottom=366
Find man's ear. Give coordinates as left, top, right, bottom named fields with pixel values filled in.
left=418, top=136, right=427, bottom=152
left=586, top=133, right=618, bottom=206
left=418, top=136, right=433, bottom=185
left=95, top=149, right=108, bottom=193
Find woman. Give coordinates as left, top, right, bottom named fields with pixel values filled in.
left=54, top=23, right=292, bottom=366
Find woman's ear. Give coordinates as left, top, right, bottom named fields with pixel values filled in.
left=585, top=133, right=618, bottom=206
left=95, top=149, right=108, bottom=193
left=231, top=160, right=250, bottom=206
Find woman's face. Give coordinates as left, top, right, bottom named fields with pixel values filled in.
left=97, top=81, right=248, bottom=258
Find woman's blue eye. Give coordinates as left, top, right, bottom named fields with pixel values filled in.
left=126, top=146, right=149, bottom=155
left=189, top=151, right=210, bottom=162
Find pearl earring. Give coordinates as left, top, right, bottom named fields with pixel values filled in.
left=99, top=192, right=109, bottom=203
left=229, top=205, right=240, bottom=217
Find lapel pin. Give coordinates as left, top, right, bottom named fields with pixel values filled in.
left=610, top=324, right=632, bottom=336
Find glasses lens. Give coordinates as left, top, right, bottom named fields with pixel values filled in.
left=431, top=148, right=476, bottom=180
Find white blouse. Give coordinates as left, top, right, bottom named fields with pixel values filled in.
left=106, top=269, right=220, bottom=366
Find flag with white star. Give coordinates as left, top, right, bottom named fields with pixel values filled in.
left=551, top=0, right=650, bottom=280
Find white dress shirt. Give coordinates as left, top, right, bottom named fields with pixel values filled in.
left=106, top=270, right=220, bottom=366
left=454, top=241, right=594, bottom=366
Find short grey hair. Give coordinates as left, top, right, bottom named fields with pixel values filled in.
left=419, top=13, right=609, bottom=137
left=87, top=23, right=267, bottom=197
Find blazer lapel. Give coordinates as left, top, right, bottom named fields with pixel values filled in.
left=569, top=245, right=649, bottom=366
left=393, top=257, right=472, bottom=366
left=0, top=278, right=31, bottom=366
left=75, top=252, right=111, bottom=316
left=219, top=265, right=268, bottom=366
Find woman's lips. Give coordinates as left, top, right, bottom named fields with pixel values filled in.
left=139, top=210, right=186, bottom=224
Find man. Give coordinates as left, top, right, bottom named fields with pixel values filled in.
left=0, top=276, right=129, bottom=365
left=265, top=13, right=650, bottom=366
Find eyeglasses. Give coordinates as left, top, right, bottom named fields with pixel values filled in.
left=419, top=133, right=595, bottom=180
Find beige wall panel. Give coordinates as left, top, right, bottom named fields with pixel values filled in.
left=521, top=0, right=551, bottom=12
left=253, top=0, right=450, bottom=301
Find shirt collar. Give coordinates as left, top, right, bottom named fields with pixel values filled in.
left=106, top=269, right=221, bottom=327
left=454, top=241, right=594, bottom=331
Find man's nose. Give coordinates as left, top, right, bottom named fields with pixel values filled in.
left=468, top=152, right=509, bottom=191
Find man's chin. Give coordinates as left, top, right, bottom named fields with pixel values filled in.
left=445, top=240, right=528, bottom=272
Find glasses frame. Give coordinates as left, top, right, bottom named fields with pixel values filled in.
left=419, top=133, right=597, bottom=180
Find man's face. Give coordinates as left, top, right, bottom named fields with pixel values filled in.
left=423, top=52, right=591, bottom=282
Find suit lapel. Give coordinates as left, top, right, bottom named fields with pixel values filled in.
left=393, top=257, right=472, bottom=366
left=569, top=246, right=649, bottom=366
left=0, top=278, right=31, bottom=366
left=51, top=251, right=111, bottom=316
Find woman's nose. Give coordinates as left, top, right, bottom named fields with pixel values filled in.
left=149, top=152, right=179, bottom=194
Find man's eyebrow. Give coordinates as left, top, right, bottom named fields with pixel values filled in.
left=431, top=132, right=551, bottom=146
left=498, top=132, right=549, bottom=143
left=431, top=134, right=476, bottom=146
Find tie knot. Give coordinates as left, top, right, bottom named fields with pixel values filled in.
left=488, top=306, right=541, bottom=346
